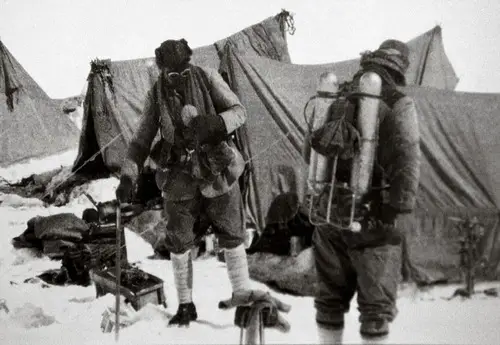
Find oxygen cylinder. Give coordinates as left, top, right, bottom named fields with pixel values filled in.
left=349, top=71, right=382, bottom=203
left=307, top=72, right=339, bottom=194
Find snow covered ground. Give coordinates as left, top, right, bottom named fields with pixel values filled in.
left=0, top=149, right=78, bottom=183
left=0, top=151, right=499, bottom=345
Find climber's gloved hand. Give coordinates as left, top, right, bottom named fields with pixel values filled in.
left=219, top=289, right=291, bottom=332
left=344, top=218, right=403, bottom=250
left=191, top=115, right=228, bottom=146
left=115, top=175, right=134, bottom=204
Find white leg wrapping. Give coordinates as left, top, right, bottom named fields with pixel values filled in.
left=224, top=243, right=251, bottom=293
left=171, top=250, right=193, bottom=304
left=318, top=326, right=344, bottom=344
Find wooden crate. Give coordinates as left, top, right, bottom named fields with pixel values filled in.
left=90, top=267, right=166, bottom=311
left=81, top=222, right=129, bottom=268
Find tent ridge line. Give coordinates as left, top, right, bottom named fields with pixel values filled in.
left=417, top=27, right=437, bottom=86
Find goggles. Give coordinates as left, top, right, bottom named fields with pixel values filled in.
left=166, top=68, right=191, bottom=82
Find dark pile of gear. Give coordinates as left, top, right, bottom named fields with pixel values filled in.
left=11, top=197, right=158, bottom=286
left=10, top=167, right=164, bottom=286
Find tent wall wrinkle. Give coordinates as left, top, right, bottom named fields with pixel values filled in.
left=406, top=86, right=500, bottom=211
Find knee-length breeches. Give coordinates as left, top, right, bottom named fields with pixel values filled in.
left=163, top=184, right=246, bottom=254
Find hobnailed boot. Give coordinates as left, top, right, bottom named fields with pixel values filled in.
left=168, top=250, right=196, bottom=327
left=360, top=319, right=389, bottom=340
left=168, top=302, right=198, bottom=327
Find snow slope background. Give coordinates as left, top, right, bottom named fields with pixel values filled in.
left=0, top=150, right=499, bottom=345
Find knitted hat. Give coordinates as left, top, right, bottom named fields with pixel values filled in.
left=360, top=39, right=410, bottom=83
left=155, top=39, right=192, bottom=71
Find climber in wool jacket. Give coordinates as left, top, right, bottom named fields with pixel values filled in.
left=115, top=39, right=251, bottom=327
left=312, top=39, right=421, bottom=342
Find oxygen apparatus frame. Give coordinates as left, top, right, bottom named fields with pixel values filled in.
left=303, top=71, right=384, bottom=232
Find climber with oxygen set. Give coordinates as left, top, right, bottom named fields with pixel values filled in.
left=303, top=39, right=421, bottom=342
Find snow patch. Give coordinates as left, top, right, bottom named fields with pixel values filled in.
left=9, top=303, right=56, bottom=329
left=66, top=177, right=119, bottom=207
left=0, top=193, right=45, bottom=208
left=0, top=149, right=78, bottom=183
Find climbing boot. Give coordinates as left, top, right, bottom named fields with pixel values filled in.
left=168, top=302, right=198, bottom=327
left=360, top=319, right=389, bottom=338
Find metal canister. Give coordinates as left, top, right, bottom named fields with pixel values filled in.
left=289, top=236, right=304, bottom=257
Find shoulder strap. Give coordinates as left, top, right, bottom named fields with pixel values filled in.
left=151, top=81, right=164, bottom=141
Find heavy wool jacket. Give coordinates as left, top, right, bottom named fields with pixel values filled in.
left=121, top=66, right=246, bottom=201
left=377, top=95, right=421, bottom=213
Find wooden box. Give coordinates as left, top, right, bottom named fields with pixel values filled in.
left=90, top=267, right=166, bottom=311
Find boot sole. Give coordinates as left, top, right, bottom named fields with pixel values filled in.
left=167, top=312, right=198, bottom=327
left=360, top=331, right=389, bottom=338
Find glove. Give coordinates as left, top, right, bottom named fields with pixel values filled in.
left=203, top=141, right=235, bottom=175
left=381, top=87, right=405, bottom=109
left=115, top=175, right=134, bottom=204
left=191, top=115, right=228, bottom=146
left=219, top=289, right=291, bottom=333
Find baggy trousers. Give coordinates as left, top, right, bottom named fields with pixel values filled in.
left=163, top=184, right=246, bottom=254
left=312, top=224, right=401, bottom=327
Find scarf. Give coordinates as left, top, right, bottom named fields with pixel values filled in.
left=155, top=64, right=218, bottom=148
left=153, top=64, right=226, bottom=183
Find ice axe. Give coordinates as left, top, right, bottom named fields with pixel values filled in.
left=114, top=201, right=122, bottom=342
left=235, top=301, right=271, bottom=345
left=219, top=290, right=291, bottom=345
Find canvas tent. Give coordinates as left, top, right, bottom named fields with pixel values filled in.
left=222, top=45, right=500, bottom=284
left=73, top=23, right=458, bottom=177
left=72, top=10, right=294, bottom=175
left=0, top=40, right=80, bottom=167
